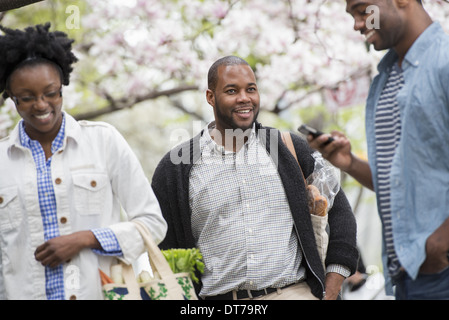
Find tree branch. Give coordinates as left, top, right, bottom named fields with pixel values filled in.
left=170, top=99, right=207, bottom=121
left=272, top=66, right=372, bottom=114
left=73, top=85, right=199, bottom=120
left=0, top=0, right=44, bottom=12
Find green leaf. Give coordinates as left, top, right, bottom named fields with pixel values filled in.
left=161, top=248, right=204, bottom=283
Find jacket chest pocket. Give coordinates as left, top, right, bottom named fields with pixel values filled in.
left=72, top=173, right=109, bottom=215
left=0, top=186, right=22, bottom=232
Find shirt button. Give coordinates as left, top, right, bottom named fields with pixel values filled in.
left=55, top=178, right=62, bottom=185
left=0, top=197, right=3, bottom=204
left=60, top=217, right=68, bottom=224
left=90, top=180, right=97, bottom=188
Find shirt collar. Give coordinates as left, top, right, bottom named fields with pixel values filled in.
left=201, top=121, right=257, bottom=155
left=402, top=22, right=442, bottom=69
left=19, top=113, right=66, bottom=154
left=378, top=22, right=442, bottom=72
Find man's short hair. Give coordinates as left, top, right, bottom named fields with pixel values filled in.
left=207, top=56, right=250, bottom=91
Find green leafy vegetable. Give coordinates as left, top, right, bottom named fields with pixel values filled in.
left=161, top=248, right=204, bottom=284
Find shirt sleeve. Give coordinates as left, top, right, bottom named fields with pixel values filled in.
left=326, top=264, right=351, bottom=278
left=91, top=228, right=123, bottom=256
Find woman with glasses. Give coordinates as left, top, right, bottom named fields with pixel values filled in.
left=0, top=23, right=167, bottom=299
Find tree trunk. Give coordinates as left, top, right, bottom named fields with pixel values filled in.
left=0, top=0, right=44, bottom=12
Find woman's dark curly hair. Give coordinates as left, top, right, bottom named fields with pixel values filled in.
left=0, top=22, right=78, bottom=99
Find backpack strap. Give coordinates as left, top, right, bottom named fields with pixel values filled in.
left=281, top=131, right=307, bottom=184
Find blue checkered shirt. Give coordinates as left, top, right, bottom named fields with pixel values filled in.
left=19, top=115, right=122, bottom=300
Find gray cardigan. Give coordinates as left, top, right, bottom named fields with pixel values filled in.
left=151, top=123, right=358, bottom=299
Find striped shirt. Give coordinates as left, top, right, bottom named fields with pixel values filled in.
left=19, top=115, right=122, bottom=300
left=374, top=63, right=404, bottom=277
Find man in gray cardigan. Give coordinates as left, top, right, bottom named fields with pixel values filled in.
left=152, top=56, right=358, bottom=300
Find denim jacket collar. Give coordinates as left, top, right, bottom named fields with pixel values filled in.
left=377, top=22, right=442, bottom=73
left=403, top=22, right=442, bottom=69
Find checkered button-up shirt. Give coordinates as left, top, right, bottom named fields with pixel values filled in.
left=190, top=123, right=350, bottom=298
left=189, top=123, right=307, bottom=298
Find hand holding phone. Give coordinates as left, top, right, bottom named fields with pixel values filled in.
left=298, top=124, right=334, bottom=145
left=299, top=125, right=373, bottom=190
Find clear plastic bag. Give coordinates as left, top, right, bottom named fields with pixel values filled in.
left=306, top=151, right=341, bottom=216
left=306, top=152, right=341, bottom=268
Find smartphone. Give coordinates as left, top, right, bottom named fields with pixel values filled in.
left=298, top=124, right=334, bottom=145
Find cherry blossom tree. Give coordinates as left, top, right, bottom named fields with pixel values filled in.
left=1, top=0, right=449, bottom=285
left=1, top=0, right=449, bottom=153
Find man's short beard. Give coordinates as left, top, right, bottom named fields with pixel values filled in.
left=214, top=97, right=259, bottom=132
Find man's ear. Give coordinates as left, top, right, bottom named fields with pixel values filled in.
left=206, top=89, right=215, bottom=107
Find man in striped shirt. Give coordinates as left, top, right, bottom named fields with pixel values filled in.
left=309, top=0, right=449, bottom=299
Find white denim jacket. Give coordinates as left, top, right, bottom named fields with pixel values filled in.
left=0, top=112, right=167, bottom=300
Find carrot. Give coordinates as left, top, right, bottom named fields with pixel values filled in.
left=99, top=269, right=114, bottom=285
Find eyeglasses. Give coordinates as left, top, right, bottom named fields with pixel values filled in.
left=11, top=87, right=62, bottom=106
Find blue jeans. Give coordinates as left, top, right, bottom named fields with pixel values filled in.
left=395, top=266, right=449, bottom=300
